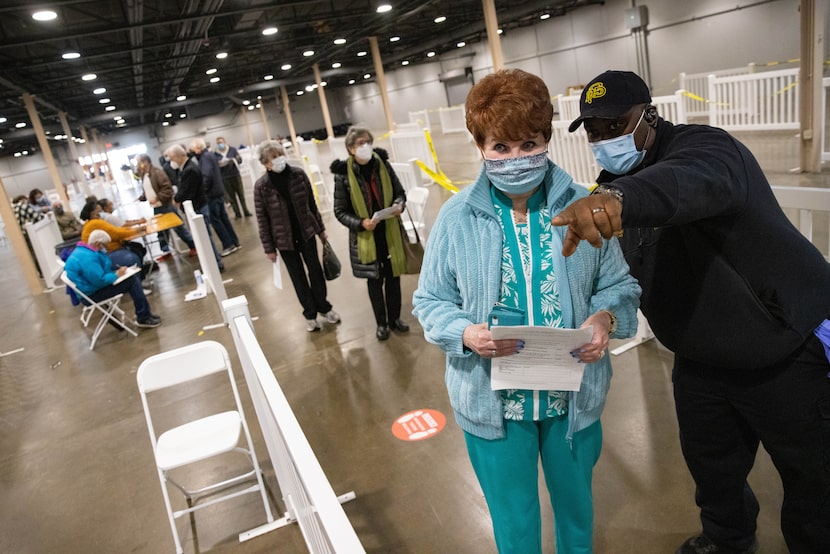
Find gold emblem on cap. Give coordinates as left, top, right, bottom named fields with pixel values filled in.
left=585, top=82, right=606, bottom=104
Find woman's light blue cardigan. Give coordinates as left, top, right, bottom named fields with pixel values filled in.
left=412, top=162, right=641, bottom=441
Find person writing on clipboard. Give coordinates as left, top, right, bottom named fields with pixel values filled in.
left=64, top=229, right=162, bottom=328
left=412, top=69, right=640, bottom=554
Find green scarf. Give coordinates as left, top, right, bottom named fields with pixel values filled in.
left=347, top=155, right=406, bottom=276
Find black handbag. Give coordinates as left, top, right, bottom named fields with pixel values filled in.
left=321, top=239, right=341, bottom=280
left=400, top=212, right=424, bottom=275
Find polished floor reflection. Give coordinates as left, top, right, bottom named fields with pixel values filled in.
left=0, top=127, right=824, bottom=553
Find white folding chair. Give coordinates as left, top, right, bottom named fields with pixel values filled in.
left=137, top=341, right=273, bottom=554
left=60, top=270, right=138, bottom=350
left=403, top=186, right=430, bottom=242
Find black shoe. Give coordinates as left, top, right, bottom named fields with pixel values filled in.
left=376, top=326, right=390, bottom=341
left=243, top=212, right=253, bottom=217
left=136, top=315, right=162, bottom=328
left=391, top=319, right=410, bottom=332
left=676, top=535, right=759, bottom=554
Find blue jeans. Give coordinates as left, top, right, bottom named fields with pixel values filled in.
left=88, top=274, right=151, bottom=320
left=207, top=196, right=238, bottom=250
left=154, top=203, right=194, bottom=251
left=464, top=418, right=601, bottom=554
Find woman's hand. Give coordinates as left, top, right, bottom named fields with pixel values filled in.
left=570, top=311, right=613, bottom=363
left=319, top=231, right=328, bottom=242
left=463, top=322, right=524, bottom=359
left=265, top=252, right=277, bottom=263
left=361, top=218, right=378, bottom=231
left=115, top=266, right=127, bottom=277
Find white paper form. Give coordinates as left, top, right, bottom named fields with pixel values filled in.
left=371, top=206, right=399, bottom=221
left=490, top=325, right=593, bottom=391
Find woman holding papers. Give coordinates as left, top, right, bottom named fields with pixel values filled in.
left=64, top=230, right=161, bottom=328
left=332, top=126, right=410, bottom=341
left=253, top=140, right=340, bottom=333
left=412, top=69, right=640, bottom=554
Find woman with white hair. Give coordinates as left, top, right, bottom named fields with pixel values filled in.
left=64, top=229, right=162, bottom=328
left=253, top=140, right=340, bottom=332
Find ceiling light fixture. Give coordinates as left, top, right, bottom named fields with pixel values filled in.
left=334, top=38, right=346, bottom=45
left=93, top=87, right=106, bottom=94
left=264, top=74, right=274, bottom=80
left=210, top=77, right=220, bottom=83
left=332, top=62, right=341, bottom=69
left=457, top=41, right=466, bottom=48
left=105, top=106, right=116, bottom=111
left=15, top=122, right=27, bottom=128
left=540, top=13, right=551, bottom=20
left=32, top=10, right=57, bottom=21
left=296, top=91, right=304, bottom=96
left=434, top=16, right=446, bottom=23
left=401, top=60, right=409, bottom=65
left=348, top=79, right=356, bottom=85
left=216, top=52, right=228, bottom=59
left=176, top=95, right=187, bottom=101
left=390, top=36, right=400, bottom=42
left=0, top=117, right=7, bottom=123
left=426, top=51, right=436, bottom=57
left=262, top=27, right=278, bottom=36
left=162, top=122, right=169, bottom=126
left=281, top=64, right=292, bottom=70
left=377, top=4, right=392, bottom=14
left=179, top=113, right=186, bottom=118
left=357, top=51, right=367, bottom=57
left=364, top=73, right=371, bottom=79
left=206, top=68, right=217, bottom=75
left=81, top=73, right=97, bottom=81
left=303, top=50, right=314, bottom=57
left=165, top=112, right=172, bottom=117
left=98, top=98, right=111, bottom=104
left=243, top=100, right=251, bottom=105
left=62, top=52, right=80, bottom=60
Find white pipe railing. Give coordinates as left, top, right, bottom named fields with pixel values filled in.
left=708, top=68, right=800, bottom=131
left=771, top=186, right=830, bottom=261
left=678, top=64, right=756, bottom=119
left=223, top=296, right=364, bottom=553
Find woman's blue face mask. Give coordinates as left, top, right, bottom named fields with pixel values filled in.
left=484, top=151, right=549, bottom=195
left=589, top=109, right=648, bottom=175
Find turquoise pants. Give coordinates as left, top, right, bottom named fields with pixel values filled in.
left=464, top=418, right=602, bottom=554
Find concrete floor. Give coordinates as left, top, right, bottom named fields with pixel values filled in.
left=0, top=127, right=826, bottom=554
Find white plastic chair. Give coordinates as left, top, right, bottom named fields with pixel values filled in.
left=136, top=341, right=273, bottom=554
left=403, top=186, right=429, bottom=242
left=60, top=270, right=138, bottom=350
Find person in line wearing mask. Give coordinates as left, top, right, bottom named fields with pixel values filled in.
left=28, top=188, right=52, bottom=213
left=166, top=144, right=225, bottom=272
left=214, top=136, right=252, bottom=218
left=412, top=69, right=640, bottom=554
left=189, top=138, right=240, bottom=257
left=253, top=140, right=340, bottom=332
left=553, top=70, right=830, bottom=554
left=52, top=201, right=83, bottom=240
left=331, top=126, right=414, bottom=341
left=64, top=229, right=161, bottom=328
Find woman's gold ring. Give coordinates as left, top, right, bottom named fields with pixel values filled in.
left=591, top=207, right=606, bottom=214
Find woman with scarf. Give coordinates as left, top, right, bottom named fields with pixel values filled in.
left=412, top=69, right=640, bottom=554
left=332, top=126, right=411, bottom=341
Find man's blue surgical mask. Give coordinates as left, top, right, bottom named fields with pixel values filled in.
left=590, top=109, right=648, bottom=175
left=484, top=151, right=549, bottom=195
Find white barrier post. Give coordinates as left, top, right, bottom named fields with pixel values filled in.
left=222, top=296, right=364, bottom=553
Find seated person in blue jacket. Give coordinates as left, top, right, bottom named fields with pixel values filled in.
left=64, top=229, right=162, bottom=328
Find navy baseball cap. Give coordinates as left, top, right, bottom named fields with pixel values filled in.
left=568, top=70, right=651, bottom=132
